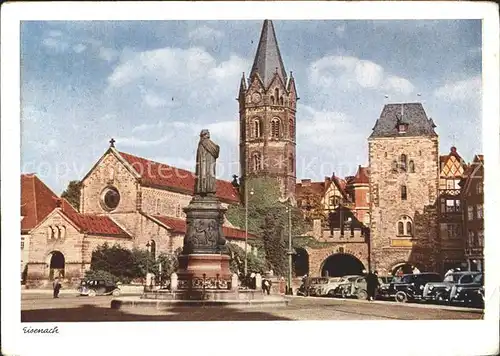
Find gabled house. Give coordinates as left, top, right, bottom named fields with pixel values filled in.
left=460, top=154, right=484, bottom=271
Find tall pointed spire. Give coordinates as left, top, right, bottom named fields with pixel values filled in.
left=250, top=20, right=287, bottom=88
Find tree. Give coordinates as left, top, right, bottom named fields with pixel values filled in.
left=225, top=177, right=310, bottom=276
left=61, top=180, right=82, bottom=211
left=89, top=243, right=137, bottom=283
left=226, top=242, right=266, bottom=276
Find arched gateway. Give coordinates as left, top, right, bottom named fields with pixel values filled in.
left=292, top=247, right=309, bottom=277
left=320, top=253, right=365, bottom=277
left=47, top=251, right=65, bottom=280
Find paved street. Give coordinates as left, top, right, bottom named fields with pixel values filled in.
left=22, top=293, right=483, bottom=322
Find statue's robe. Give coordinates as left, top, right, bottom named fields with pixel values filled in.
left=195, top=138, right=220, bottom=195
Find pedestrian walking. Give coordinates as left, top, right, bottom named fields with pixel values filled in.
left=262, top=278, right=271, bottom=295
left=303, top=274, right=310, bottom=296
left=365, top=271, right=379, bottom=301
left=53, top=278, right=61, bottom=298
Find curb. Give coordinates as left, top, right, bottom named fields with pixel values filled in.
left=111, top=296, right=288, bottom=309
left=286, top=295, right=483, bottom=313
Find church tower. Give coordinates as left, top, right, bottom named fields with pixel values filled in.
left=238, top=20, right=297, bottom=200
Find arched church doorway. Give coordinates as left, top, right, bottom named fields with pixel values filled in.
left=48, top=251, right=65, bottom=280
left=292, top=248, right=309, bottom=277
left=320, top=253, right=365, bottom=277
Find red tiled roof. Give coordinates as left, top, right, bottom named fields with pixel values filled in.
left=151, top=215, right=256, bottom=240
left=295, top=181, right=325, bottom=198
left=60, top=199, right=130, bottom=237
left=351, top=166, right=369, bottom=184
left=21, top=174, right=59, bottom=233
left=118, top=151, right=240, bottom=203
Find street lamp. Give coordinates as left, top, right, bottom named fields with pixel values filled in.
left=280, top=197, right=294, bottom=295
left=286, top=204, right=293, bottom=295
left=145, top=241, right=151, bottom=290
left=244, top=186, right=254, bottom=277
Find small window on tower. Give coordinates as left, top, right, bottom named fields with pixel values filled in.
left=409, top=160, right=415, bottom=173
left=289, top=154, right=294, bottom=173
left=401, top=185, right=407, bottom=200
left=289, top=119, right=294, bottom=138
left=400, top=154, right=407, bottom=172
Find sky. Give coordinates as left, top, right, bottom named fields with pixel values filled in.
left=20, top=20, right=482, bottom=194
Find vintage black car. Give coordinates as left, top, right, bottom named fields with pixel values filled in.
left=449, top=273, right=484, bottom=307
left=377, top=276, right=401, bottom=300
left=422, top=271, right=481, bottom=303
left=78, top=279, right=121, bottom=297
left=389, top=273, right=442, bottom=303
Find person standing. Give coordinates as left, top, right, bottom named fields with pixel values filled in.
left=366, top=271, right=379, bottom=301
left=53, top=278, right=61, bottom=298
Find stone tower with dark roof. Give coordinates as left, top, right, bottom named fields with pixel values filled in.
left=238, top=20, right=297, bottom=200
left=368, top=102, right=441, bottom=275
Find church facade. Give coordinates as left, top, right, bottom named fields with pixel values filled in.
left=22, top=146, right=253, bottom=286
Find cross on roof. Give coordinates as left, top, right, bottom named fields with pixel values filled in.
left=109, top=138, right=115, bottom=147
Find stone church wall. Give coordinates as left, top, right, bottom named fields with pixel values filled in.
left=80, top=152, right=138, bottom=214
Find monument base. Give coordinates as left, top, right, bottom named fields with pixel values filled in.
left=176, top=253, right=232, bottom=291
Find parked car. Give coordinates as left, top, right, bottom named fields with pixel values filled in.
left=307, top=277, right=329, bottom=296
left=377, top=276, right=401, bottom=300
left=389, top=273, right=442, bottom=303
left=310, top=275, right=362, bottom=297
left=336, top=276, right=389, bottom=300
left=78, top=279, right=121, bottom=297
left=423, top=271, right=481, bottom=303
left=335, top=276, right=370, bottom=299
left=449, top=273, right=484, bottom=308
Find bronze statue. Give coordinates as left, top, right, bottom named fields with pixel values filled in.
left=195, top=129, right=219, bottom=196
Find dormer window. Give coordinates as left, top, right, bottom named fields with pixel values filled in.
left=398, top=123, right=408, bottom=133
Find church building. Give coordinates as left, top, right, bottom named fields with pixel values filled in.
left=238, top=20, right=297, bottom=200
left=22, top=144, right=254, bottom=286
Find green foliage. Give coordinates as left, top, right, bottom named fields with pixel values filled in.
left=261, top=209, right=287, bottom=276
left=84, top=269, right=119, bottom=283
left=225, top=177, right=310, bottom=277
left=89, top=243, right=183, bottom=283
left=90, top=243, right=136, bottom=283
left=226, top=243, right=266, bottom=276
left=61, top=180, right=82, bottom=211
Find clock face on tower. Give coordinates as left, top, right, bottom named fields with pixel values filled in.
left=251, top=93, right=262, bottom=103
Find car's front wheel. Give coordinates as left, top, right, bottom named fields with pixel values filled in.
left=327, top=289, right=336, bottom=297
left=88, top=289, right=97, bottom=297
left=395, top=291, right=408, bottom=303
left=357, top=290, right=368, bottom=300
left=112, top=289, right=121, bottom=297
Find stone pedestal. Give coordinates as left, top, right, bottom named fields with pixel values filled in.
left=177, top=254, right=232, bottom=290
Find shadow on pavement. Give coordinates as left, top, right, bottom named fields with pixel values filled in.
left=21, top=303, right=293, bottom=322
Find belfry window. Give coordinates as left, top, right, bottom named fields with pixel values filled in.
left=271, top=118, right=281, bottom=138
left=253, top=153, right=262, bottom=171
left=253, top=119, right=262, bottom=138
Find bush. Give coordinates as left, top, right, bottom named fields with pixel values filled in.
left=84, top=269, right=120, bottom=283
